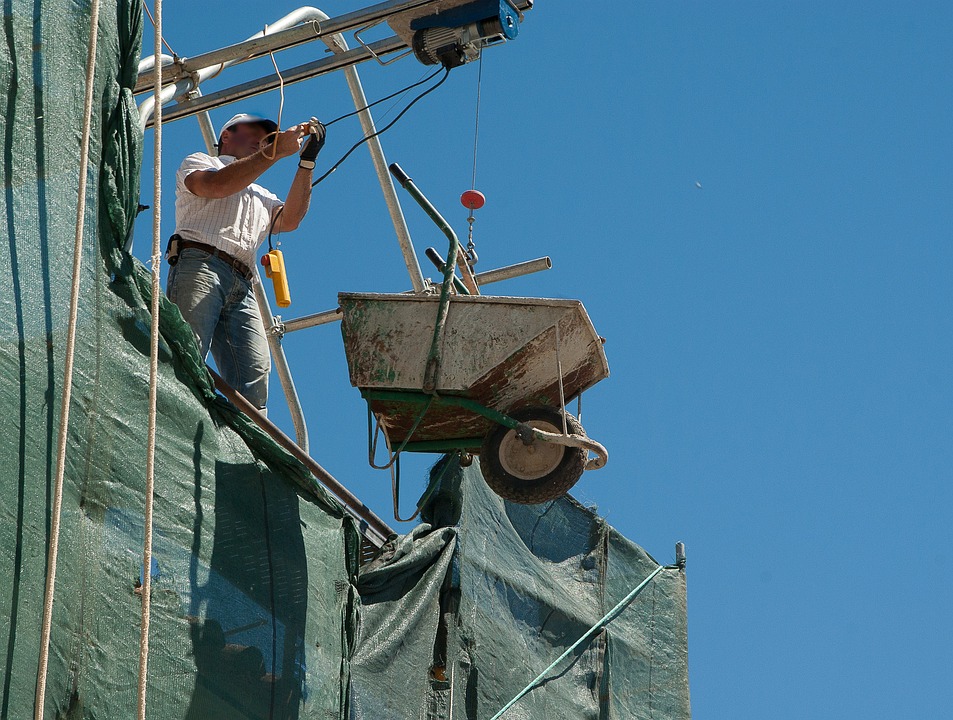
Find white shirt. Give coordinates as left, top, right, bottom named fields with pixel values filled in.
left=174, top=152, right=283, bottom=267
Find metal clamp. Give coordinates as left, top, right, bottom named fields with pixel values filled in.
left=353, top=22, right=413, bottom=66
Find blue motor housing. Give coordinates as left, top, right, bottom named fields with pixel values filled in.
left=411, top=0, right=521, bottom=68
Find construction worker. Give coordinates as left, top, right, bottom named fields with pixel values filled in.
left=166, top=112, right=325, bottom=412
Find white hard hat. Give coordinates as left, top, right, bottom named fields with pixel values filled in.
left=218, top=113, right=278, bottom=140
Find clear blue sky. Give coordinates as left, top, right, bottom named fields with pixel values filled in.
left=134, top=2, right=953, bottom=717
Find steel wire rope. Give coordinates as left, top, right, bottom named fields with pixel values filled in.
left=34, top=0, right=102, bottom=716
left=488, top=563, right=671, bottom=720
left=463, top=55, right=484, bottom=265
left=470, top=53, right=483, bottom=191
left=142, top=0, right=176, bottom=57
left=136, top=0, right=164, bottom=716
left=267, top=66, right=450, bottom=245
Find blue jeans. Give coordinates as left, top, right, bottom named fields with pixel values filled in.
left=167, top=248, right=270, bottom=410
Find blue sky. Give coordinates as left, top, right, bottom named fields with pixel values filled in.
left=134, top=2, right=953, bottom=717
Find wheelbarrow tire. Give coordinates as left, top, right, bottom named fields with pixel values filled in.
left=479, top=406, right=587, bottom=505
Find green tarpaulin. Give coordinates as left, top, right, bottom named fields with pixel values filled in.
left=0, top=1, right=690, bottom=717
left=352, top=457, right=690, bottom=719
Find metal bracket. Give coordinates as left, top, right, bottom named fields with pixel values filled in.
left=503, top=0, right=525, bottom=22
left=515, top=422, right=536, bottom=446
left=353, top=21, right=413, bottom=66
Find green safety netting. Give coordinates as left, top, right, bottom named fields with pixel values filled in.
left=0, top=2, right=358, bottom=717
left=351, top=457, right=690, bottom=720
left=0, top=1, right=690, bottom=718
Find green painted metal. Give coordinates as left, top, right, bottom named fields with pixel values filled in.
left=401, top=437, right=484, bottom=453
left=388, top=164, right=469, bottom=393
left=363, top=389, right=521, bottom=429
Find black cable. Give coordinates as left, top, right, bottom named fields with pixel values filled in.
left=323, top=67, right=444, bottom=128
left=311, top=66, right=451, bottom=188
left=267, top=66, right=451, bottom=245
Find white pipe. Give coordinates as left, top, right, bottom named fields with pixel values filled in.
left=473, top=256, right=553, bottom=286
left=340, top=64, right=426, bottom=292
left=137, top=8, right=332, bottom=125
left=195, top=106, right=217, bottom=154
left=253, top=271, right=310, bottom=453
left=138, top=53, right=174, bottom=75
left=282, top=307, right=343, bottom=333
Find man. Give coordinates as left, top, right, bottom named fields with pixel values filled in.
left=167, top=112, right=325, bottom=412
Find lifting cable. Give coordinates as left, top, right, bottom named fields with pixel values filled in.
left=137, top=0, right=164, bottom=715
left=34, top=0, right=102, bottom=716
left=462, top=55, right=485, bottom=266
left=470, top=54, right=483, bottom=192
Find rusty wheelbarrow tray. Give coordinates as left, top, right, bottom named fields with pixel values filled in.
left=339, top=291, right=609, bottom=504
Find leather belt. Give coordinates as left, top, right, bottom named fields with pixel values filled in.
left=177, top=240, right=254, bottom=280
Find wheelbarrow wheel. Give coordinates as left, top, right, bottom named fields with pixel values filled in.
left=479, top=406, right=587, bottom=504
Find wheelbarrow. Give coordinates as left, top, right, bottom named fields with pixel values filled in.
left=338, top=164, right=609, bottom=507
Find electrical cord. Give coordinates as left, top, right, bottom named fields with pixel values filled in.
left=267, top=66, right=451, bottom=245
left=311, top=66, right=450, bottom=188
left=323, top=67, right=444, bottom=128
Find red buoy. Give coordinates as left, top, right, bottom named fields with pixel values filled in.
left=460, top=189, right=486, bottom=210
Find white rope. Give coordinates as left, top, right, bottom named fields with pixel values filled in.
left=554, top=321, right=567, bottom=435
left=34, top=0, right=102, bottom=716
left=137, top=0, right=163, bottom=715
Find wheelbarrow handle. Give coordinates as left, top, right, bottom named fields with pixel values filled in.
left=389, top=162, right=412, bottom=188
left=525, top=426, right=610, bottom=471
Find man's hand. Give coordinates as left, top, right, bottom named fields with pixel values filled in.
left=298, top=119, right=326, bottom=170
left=266, top=123, right=311, bottom=160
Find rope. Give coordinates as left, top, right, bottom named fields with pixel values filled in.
left=260, top=42, right=285, bottom=163
left=488, top=563, right=669, bottom=720
left=554, top=322, right=568, bottom=435
left=34, top=0, right=102, bottom=716
left=137, top=0, right=163, bottom=715
left=464, top=56, right=484, bottom=267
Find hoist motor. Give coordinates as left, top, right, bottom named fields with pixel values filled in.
left=411, top=0, right=521, bottom=68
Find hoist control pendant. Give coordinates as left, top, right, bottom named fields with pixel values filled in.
left=461, top=189, right=486, bottom=210
left=262, top=249, right=291, bottom=308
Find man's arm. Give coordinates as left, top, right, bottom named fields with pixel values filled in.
left=270, top=121, right=325, bottom=232
left=271, top=166, right=312, bottom=233
left=185, top=124, right=309, bottom=199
